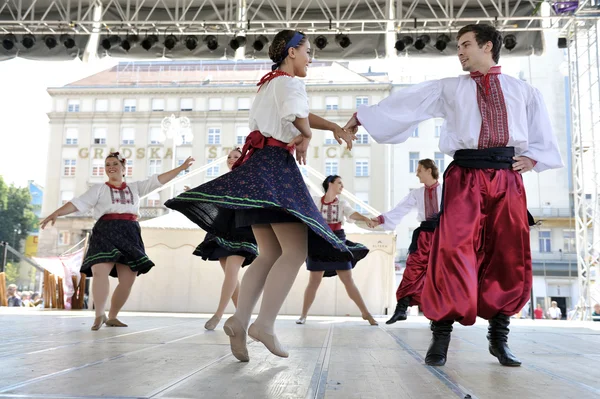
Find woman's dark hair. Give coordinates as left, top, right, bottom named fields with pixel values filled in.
left=457, top=24, right=502, bottom=64
left=230, top=147, right=242, bottom=155
left=268, top=30, right=307, bottom=71
left=322, top=175, right=341, bottom=192
left=418, top=159, right=439, bottom=180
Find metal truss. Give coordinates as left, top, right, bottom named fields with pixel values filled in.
left=0, top=0, right=598, bottom=36
left=568, top=18, right=600, bottom=321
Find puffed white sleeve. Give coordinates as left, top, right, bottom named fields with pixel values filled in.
left=356, top=79, right=445, bottom=144
left=70, top=185, right=101, bottom=214
left=380, top=190, right=418, bottom=230
left=129, top=174, right=163, bottom=197
left=521, top=87, right=564, bottom=172
left=275, top=77, right=310, bottom=124
left=341, top=200, right=357, bottom=224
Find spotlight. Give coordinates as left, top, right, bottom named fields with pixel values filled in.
left=229, top=36, right=246, bottom=50
left=164, top=34, right=178, bottom=50
left=504, top=34, right=517, bottom=50
left=394, top=36, right=413, bottom=52
left=101, top=35, right=121, bottom=50
left=120, top=34, right=139, bottom=52
left=60, top=34, right=76, bottom=49
left=335, top=34, right=351, bottom=49
left=434, top=34, right=451, bottom=51
left=557, top=37, right=568, bottom=49
left=184, top=35, right=198, bottom=50
left=414, top=35, right=431, bottom=51
left=314, top=35, right=328, bottom=50
left=141, top=34, right=158, bottom=51
left=44, top=35, right=58, bottom=49
left=252, top=35, right=269, bottom=52
left=22, top=34, right=35, bottom=49
left=204, top=35, right=219, bottom=51
left=2, top=34, right=17, bottom=50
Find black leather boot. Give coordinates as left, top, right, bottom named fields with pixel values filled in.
left=425, top=320, right=454, bottom=366
left=487, top=313, right=521, bottom=367
left=386, top=296, right=411, bottom=324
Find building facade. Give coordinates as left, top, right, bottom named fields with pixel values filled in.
left=39, top=60, right=393, bottom=256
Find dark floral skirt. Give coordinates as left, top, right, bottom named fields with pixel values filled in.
left=306, top=229, right=369, bottom=277
left=165, top=145, right=352, bottom=262
left=81, top=219, right=154, bottom=278
left=194, top=233, right=258, bottom=267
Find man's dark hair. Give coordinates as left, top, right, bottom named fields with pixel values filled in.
left=418, top=159, right=439, bottom=180
left=457, top=24, right=502, bottom=64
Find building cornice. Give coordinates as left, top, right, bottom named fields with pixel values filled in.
left=47, top=82, right=391, bottom=96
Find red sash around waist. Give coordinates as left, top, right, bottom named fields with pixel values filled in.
left=100, top=213, right=138, bottom=221
left=232, top=130, right=295, bottom=170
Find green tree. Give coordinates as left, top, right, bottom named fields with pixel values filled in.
left=0, top=176, right=37, bottom=265
left=4, top=262, right=20, bottom=285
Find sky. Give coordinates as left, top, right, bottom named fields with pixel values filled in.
left=0, top=52, right=526, bottom=189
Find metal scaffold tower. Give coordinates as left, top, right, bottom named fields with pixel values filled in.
left=568, top=17, right=600, bottom=320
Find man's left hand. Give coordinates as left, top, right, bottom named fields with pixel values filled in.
left=513, top=156, right=536, bottom=173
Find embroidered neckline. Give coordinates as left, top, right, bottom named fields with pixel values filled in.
left=469, top=65, right=502, bottom=78
left=321, top=196, right=338, bottom=206
left=105, top=182, right=127, bottom=190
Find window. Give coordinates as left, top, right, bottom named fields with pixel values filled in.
left=356, top=96, right=369, bottom=107
left=539, top=231, right=552, bottom=253
left=126, top=160, right=133, bottom=177
left=147, top=192, right=161, bottom=207
left=65, top=128, right=78, bottom=145
left=206, top=159, right=220, bottom=177
left=91, top=159, right=105, bottom=177
left=63, top=159, right=76, bottom=176
left=93, top=128, right=107, bottom=145
left=179, top=133, right=192, bottom=145
left=324, top=131, right=337, bottom=145
left=152, top=99, right=165, bottom=111
left=237, top=97, right=251, bottom=110
left=434, top=152, right=446, bottom=174
left=325, top=97, right=339, bottom=110
left=355, top=159, right=369, bottom=177
left=299, top=165, right=309, bottom=177
left=236, top=127, right=248, bottom=145
left=149, top=127, right=163, bottom=145
left=67, top=100, right=80, bottom=112
left=325, top=160, right=339, bottom=176
left=123, top=99, right=136, bottom=112
left=563, top=230, right=576, bottom=253
left=60, top=191, right=73, bottom=206
left=208, top=127, right=221, bottom=145
left=95, top=99, right=108, bottom=112
left=208, top=98, right=222, bottom=111
left=354, top=192, right=369, bottom=214
left=356, top=129, right=369, bottom=145
left=58, top=231, right=71, bottom=246
left=149, top=159, right=162, bottom=176
left=412, top=127, right=419, bottom=138
left=180, top=98, right=193, bottom=111
left=121, top=128, right=135, bottom=145
left=409, top=152, right=420, bottom=173
left=434, top=119, right=443, bottom=138
left=177, top=159, right=190, bottom=176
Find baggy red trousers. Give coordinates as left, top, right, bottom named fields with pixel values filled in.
left=396, top=230, right=433, bottom=306
left=421, top=164, right=532, bottom=326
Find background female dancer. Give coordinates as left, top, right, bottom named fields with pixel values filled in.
left=165, top=29, right=355, bottom=362
left=193, top=148, right=258, bottom=330
left=41, top=152, right=193, bottom=330
left=296, top=175, right=377, bottom=326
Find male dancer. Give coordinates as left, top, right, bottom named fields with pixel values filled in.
left=344, top=24, right=563, bottom=366
left=370, top=159, right=441, bottom=324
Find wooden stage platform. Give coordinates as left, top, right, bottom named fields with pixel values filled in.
left=1, top=309, right=599, bottom=399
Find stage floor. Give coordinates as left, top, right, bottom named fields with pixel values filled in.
left=1, top=309, right=599, bottom=399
